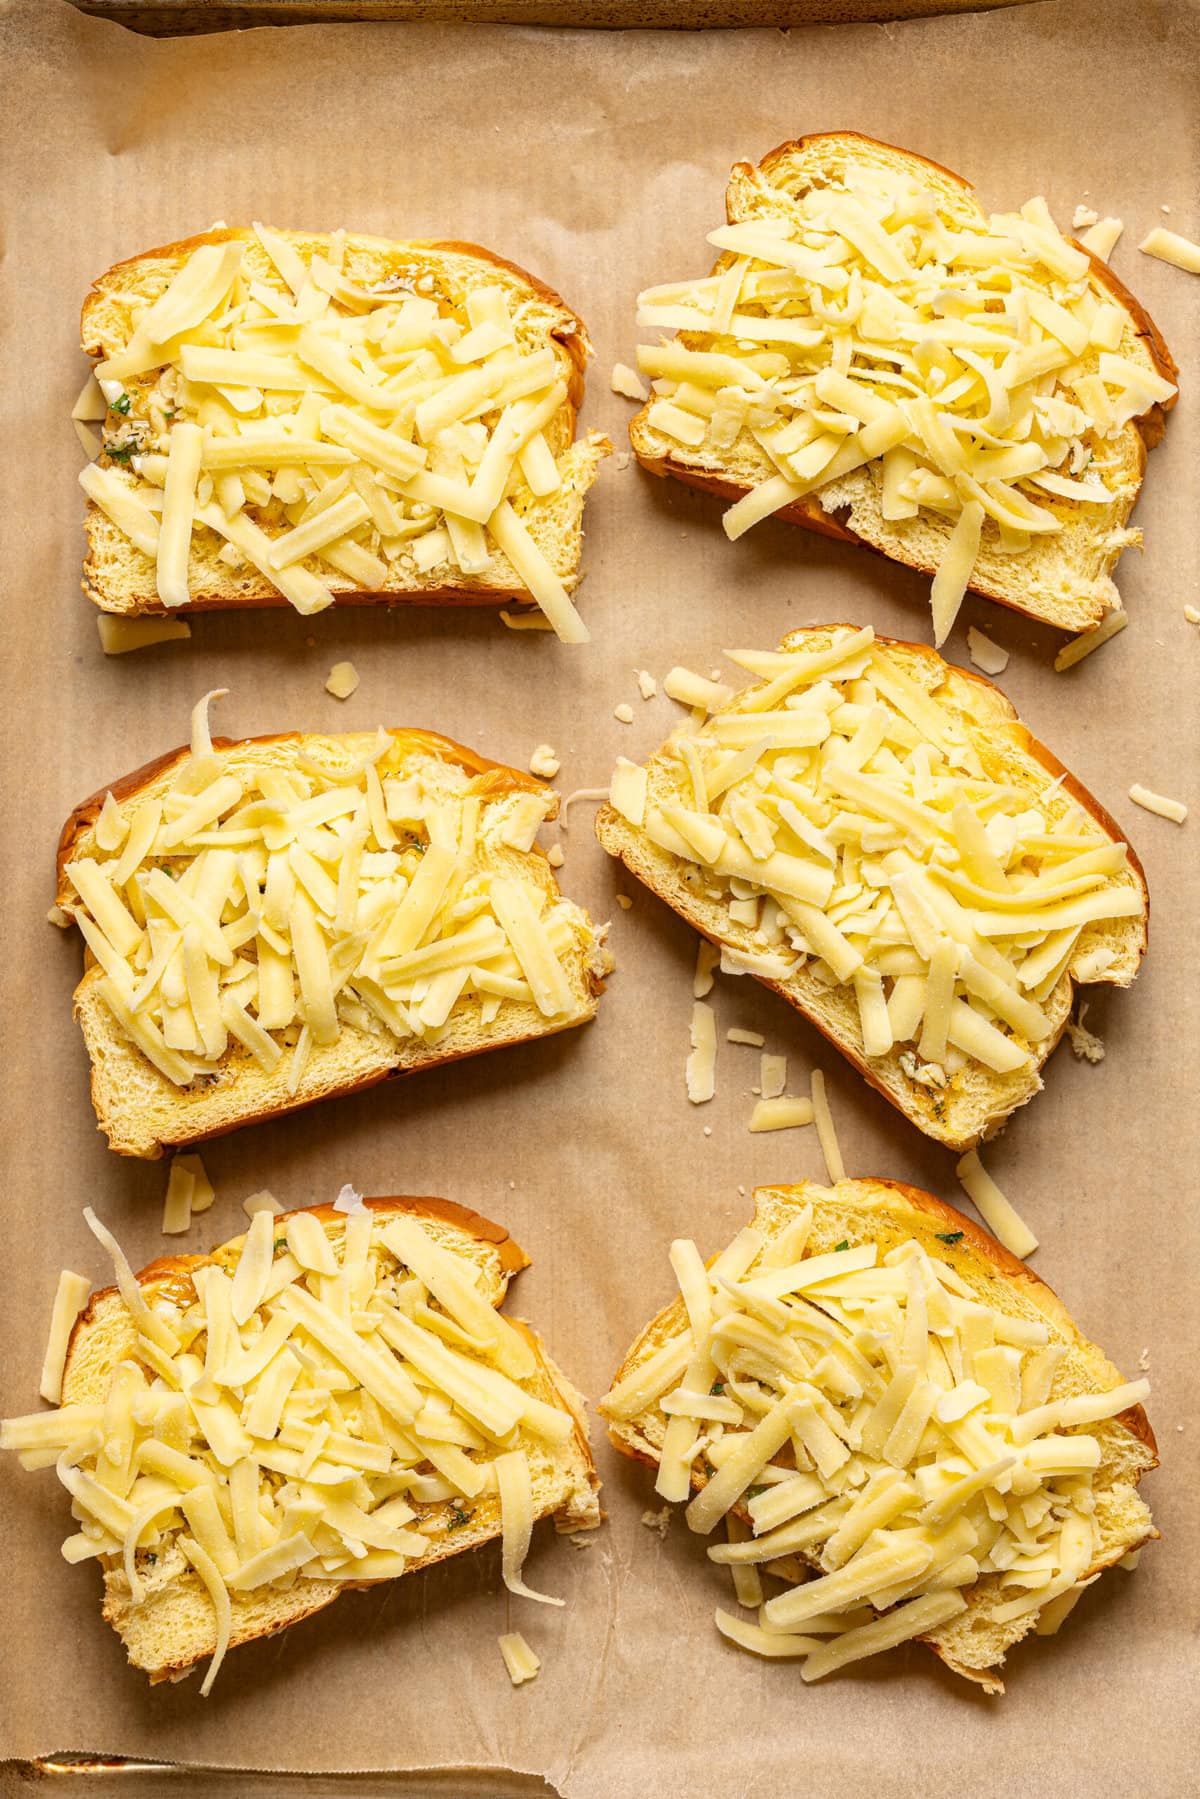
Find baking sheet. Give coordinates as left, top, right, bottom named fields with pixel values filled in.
left=1, top=1, right=1197, bottom=1792
left=73, top=1, right=1039, bottom=37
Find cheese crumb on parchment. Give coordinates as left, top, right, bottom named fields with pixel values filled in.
left=325, top=660, right=360, bottom=701
left=528, top=743, right=561, bottom=779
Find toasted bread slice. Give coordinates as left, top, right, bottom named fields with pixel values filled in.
left=1, top=1196, right=599, bottom=1688
left=630, top=133, right=1177, bottom=639
left=58, top=725, right=611, bottom=1157
left=80, top=228, right=609, bottom=635
left=602, top=1178, right=1156, bottom=1691
left=596, top=624, right=1146, bottom=1151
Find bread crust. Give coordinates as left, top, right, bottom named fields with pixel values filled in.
left=58, top=728, right=611, bottom=1157
left=595, top=627, right=1147, bottom=1152
left=80, top=227, right=608, bottom=615
left=63, top=1194, right=600, bottom=1684
left=603, top=1176, right=1157, bottom=1689
left=631, top=132, right=1177, bottom=632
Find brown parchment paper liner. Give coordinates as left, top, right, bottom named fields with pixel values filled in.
left=0, top=1, right=1196, bottom=1792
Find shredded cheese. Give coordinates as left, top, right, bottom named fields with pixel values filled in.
left=809, top=1072, right=844, bottom=1183
left=498, top=1630, right=541, bottom=1685
left=611, top=362, right=649, bottom=401
left=1138, top=228, right=1200, bottom=275
left=1054, top=608, right=1128, bottom=670
left=600, top=1186, right=1150, bottom=1681
left=602, top=627, right=1143, bottom=1134
left=686, top=1001, right=717, bottom=1103
left=83, top=232, right=594, bottom=637
left=1128, top=784, right=1187, bottom=825
left=60, top=711, right=596, bottom=1092
left=325, top=661, right=360, bottom=701
left=956, top=1150, right=1038, bottom=1259
left=749, top=1096, right=814, bottom=1133
left=635, top=169, right=1174, bottom=640
left=38, top=1272, right=91, bottom=1405
left=4, top=1202, right=587, bottom=1694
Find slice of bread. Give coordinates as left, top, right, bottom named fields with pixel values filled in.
left=596, top=625, right=1146, bottom=1151
left=631, top=133, right=1177, bottom=637
left=48, top=1197, right=600, bottom=1686
left=602, top=1177, right=1156, bottom=1691
left=59, top=726, right=612, bottom=1158
left=81, top=228, right=609, bottom=625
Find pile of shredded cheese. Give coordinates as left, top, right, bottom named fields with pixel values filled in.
left=601, top=1201, right=1149, bottom=1679
left=62, top=705, right=589, bottom=1094
left=608, top=627, right=1141, bottom=1107
left=79, top=227, right=589, bottom=639
left=633, top=159, right=1176, bottom=642
left=2, top=1206, right=578, bottom=1694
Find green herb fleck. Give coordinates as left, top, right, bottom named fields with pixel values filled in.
left=106, top=442, right=135, bottom=465
left=702, top=1459, right=716, bottom=1478
left=709, top=1380, right=724, bottom=1396
left=936, top=1230, right=964, bottom=1245
left=111, top=392, right=132, bottom=416
left=447, top=1504, right=472, bottom=1530
left=746, top=1484, right=767, bottom=1499
left=833, top=1239, right=850, bottom=1253
left=273, top=1238, right=287, bottom=1254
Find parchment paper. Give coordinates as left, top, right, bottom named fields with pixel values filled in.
left=1, top=2, right=1196, bottom=1792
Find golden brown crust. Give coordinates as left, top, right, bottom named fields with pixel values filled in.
left=631, top=133, right=1177, bottom=631
left=80, top=227, right=603, bottom=616
left=56, top=726, right=549, bottom=899
left=596, top=627, right=1147, bottom=1152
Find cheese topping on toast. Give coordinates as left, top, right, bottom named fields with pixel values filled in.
left=61, top=717, right=602, bottom=1093
left=633, top=157, right=1175, bottom=642
left=601, top=1185, right=1152, bottom=1683
left=602, top=627, right=1144, bottom=1113
left=2, top=1203, right=595, bottom=1693
left=82, top=229, right=597, bottom=638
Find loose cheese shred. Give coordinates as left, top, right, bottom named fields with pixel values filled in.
left=809, top=1072, right=844, bottom=1184
left=749, top=1096, right=814, bottom=1134
left=162, top=1160, right=195, bottom=1235
left=1138, top=227, right=1200, bottom=275
left=96, top=615, right=192, bottom=655
left=83, top=234, right=597, bottom=635
left=5, top=1203, right=591, bottom=1694
left=38, top=1272, right=91, bottom=1405
left=1054, top=607, right=1128, bottom=670
left=611, top=362, right=649, bottom=401
left=498, top=1630, right=542, bottom=1685
left=956, top=1150, right=1038, bottom=1259
left=325, top=660, right=360, bottom=701
left=601, top=1189, right=1151, bottom=1680
left=1128, top=783, right=1188, bottom=825
left=686, top=1001, right=717, bottom=1103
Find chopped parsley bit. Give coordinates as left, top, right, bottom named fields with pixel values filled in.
left=110, top=392, right=132, bottom=415
left=701, top=1459, right=715, bottom=1478
left=709, top=1380, right=725, bottom=1396
left=447, top=1504, right=472, bottom=1530
left=105, top=442, right=135, bottom=464
left=746, top=1484, right=767, bottom=1498
left=273, top=1238, right=287, bottom=1254
left=833, top=1240, right=850, bottom=1253
left=936, top=1230, right=964, bottom=1245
